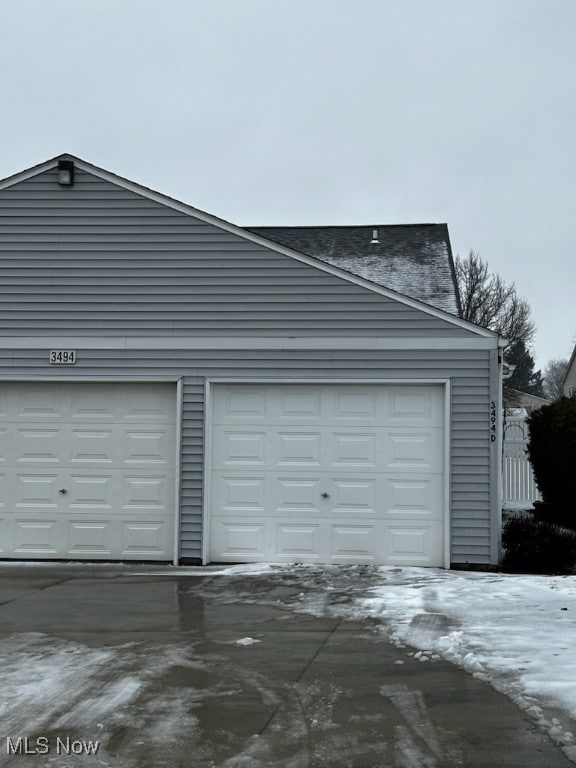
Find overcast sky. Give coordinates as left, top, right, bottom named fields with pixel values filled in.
left=1, top=0, right=574, bottom=369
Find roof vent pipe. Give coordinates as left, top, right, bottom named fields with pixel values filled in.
left=370, top=228, right=380, bottom=243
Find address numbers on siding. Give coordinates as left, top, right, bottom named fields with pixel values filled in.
left=49, top=350, right=77, bottom=365
left=490, top=400, right=497, bottom=442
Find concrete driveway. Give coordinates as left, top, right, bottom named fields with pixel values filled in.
left=0, top=563, right=572, bottom=768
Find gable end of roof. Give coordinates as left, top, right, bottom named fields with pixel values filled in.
left=0, top=154, right=496, bottom=340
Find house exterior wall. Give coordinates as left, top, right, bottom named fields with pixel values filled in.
left=0, top=158, right=501, bottom=566
left=0, top=346, right=495, bottom=565
left=564, top=348, right=576, bottom=397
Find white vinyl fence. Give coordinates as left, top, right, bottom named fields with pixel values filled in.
left=502, top=416, right=541, bottom=503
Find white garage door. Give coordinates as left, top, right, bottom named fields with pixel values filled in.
left=209, top=383, right=446, bottom=566
left=0, top=382, right=176, bottom=561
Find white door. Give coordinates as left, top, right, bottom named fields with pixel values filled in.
left=209, top=383, right=446, bottom=566
left=0, top=382, right=176, bottom=560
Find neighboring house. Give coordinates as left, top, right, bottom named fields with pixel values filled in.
left=564, top=345, right=576, bottom=397
left=503, top=389, right=550, bottom=414
left=0, top=154, right=504, bottom=568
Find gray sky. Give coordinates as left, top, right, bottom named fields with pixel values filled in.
left=1, top=0, right=574, bottom=369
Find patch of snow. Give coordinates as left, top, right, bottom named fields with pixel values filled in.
left=194, top=563, right=576, bottom=761
left=338, top=567, right=576, bottom=761
left=502, top=501, right=535, bottom=513
left=235, top=637, right=262, bottom=646
left=201, top=563, right=284, bottom=576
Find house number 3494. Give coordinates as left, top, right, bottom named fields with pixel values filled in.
left=49, top=350, right=77, bottom=365
left=490, top=400, right=497, bottom=442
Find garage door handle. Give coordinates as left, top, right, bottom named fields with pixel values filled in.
left=321, top=492, right=330, bottom=499
left=59, top=488, right=68, bottom=495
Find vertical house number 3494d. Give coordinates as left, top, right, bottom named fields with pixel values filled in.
left=490, top=401, right=497, bottom=442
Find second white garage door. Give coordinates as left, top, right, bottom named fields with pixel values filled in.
left=209, top=383, right=446, bottom=566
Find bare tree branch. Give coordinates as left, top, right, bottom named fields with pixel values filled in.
left=455, top=250, right=536, bottom=346
left=542, top=358, right=570, bottom=401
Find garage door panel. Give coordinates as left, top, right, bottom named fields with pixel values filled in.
left=325, top=387, right=379, bottom=424
left=67, top=519, right=114, bottom=555
left=331, top=479, right=377, bottom=515
left=274, top=477, right=323, bottom=514
left=213, top=475, right=267, bottom=514
left=0, top=515, right=12, bottom=552
left=213, top=425, right=443, bottom=474
left=15, top=474, right=60, bottom=509
left=385, top=387, right=444, bottom=426
left=279, top=388, right=323, bottom=421
left=124, top=387, right=176, bottom=423
left=275, top=432, right=322, bottom=467
left=213, top=430, right=267, bottom=469
left=211, top=517, right=266, bottom=559
left=1, top=382, right=176, bottom=561
left=386, top=476, right=444, bottom=517
left=384, top=521, right=444, bottom=565
left=0, top=428, right=8, bottom=463
left=275, top=522, right=321, bottom=558
left=215, top=386, right=268, bottom=424
left=120, top=520, right=170, bottom=556
left=382, top=429, right=443, bottom=472
left=210, top=383, right=445, bottom=566
left=121, top=427, right=176, bottom=467
left=68, top=474, right=114, bottom=510
left=70, top=429, right=115, bottom=465
left=13, top=388, right=65, bottom=421
left=330, top=433, right=377, bottom=468
left=13, top=517, right=59, bottom=554
left=70, top=386, right=119, bottom=421
left=0, top=474, right=7, bottom=508
left=15, top=427, right=66, bottom=466
left=330, top=522, right=378, bottom=561
left=122, top=475, right=170, bottom=510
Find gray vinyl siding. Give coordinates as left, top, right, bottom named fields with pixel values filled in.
left=0, top=167, right=477, bottom=338
left=181, top=379, right=204, bottom=555
left=0, top=347, right=492, bottom=565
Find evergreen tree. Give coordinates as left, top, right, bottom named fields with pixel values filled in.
left=505, top=340, right=544, bottom=397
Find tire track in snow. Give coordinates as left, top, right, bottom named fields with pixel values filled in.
left=381, top=684, right=444, bottom=766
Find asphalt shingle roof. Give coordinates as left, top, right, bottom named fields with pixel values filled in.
left=246, top=224, right=461, bottom=316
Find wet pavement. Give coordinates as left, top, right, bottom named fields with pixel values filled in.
left=0, top=563, right=573, bottom=768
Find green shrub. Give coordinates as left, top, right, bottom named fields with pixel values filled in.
left=502, top=515, right=576, bottom=575
left=527, top=397, right=576, bottom=513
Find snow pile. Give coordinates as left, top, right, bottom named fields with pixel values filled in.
left=355, top=568, right=576, bottom=759
left=200, top=562, right=576, bottom=761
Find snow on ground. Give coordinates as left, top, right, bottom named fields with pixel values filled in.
left=0, top=634, right=206, bottom=768
left=354, top=568, right=576, bottom=760
left=2, top=562, right=576, bottom=763
left=207, top=563, right=576, bottom=762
